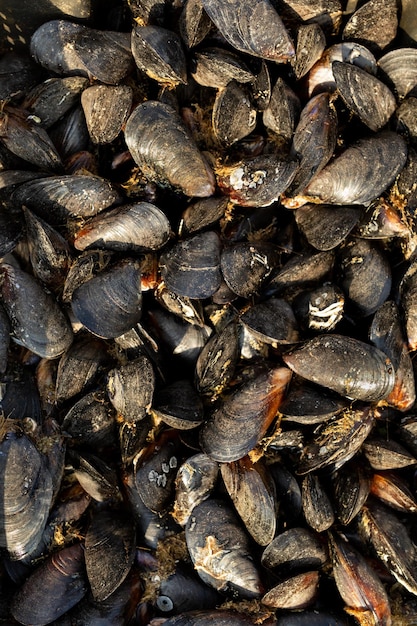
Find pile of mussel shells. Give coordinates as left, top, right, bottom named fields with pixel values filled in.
left=3, top=0, right=417, bottom=623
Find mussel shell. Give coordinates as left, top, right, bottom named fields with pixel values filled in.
left=81, top=84, right=133, bottom=144
left=266, top=250, right=335, bottom=296
left=338, top=238, right=392, bottom=318
left=153, top=379, right=204, bottom=429
left=292, top=23, right=326, bottom=80
left=0, top=205, right=24, bottom=257
left=179, top=0, right=212, bottom=49
left=191, top=47, right=254, bottom=89
left=279, top=378, right=348, bottom=425
left=240, top=297, right=299, bottom=345
left=160, top=610, right=258, bottom=625
left=262, top=77, right=300, bottom=144
left=0, top=105, right=63, bottom=173
left=378, top=47, right=417, bottom=99
left=131, top=25, right=187, bottom=86
left=85, top=508, right=136, bottom=602
left=125, top=101, right=215, bottom=197
left=61, top=390, right=117, bottom=450
left=74, top=202, right=171, bottom=252
left=159, top=231, right=222, bottom=299
left=201, top=0, right=294, bottom=63
left=30, top=20, right=134, bottom=85
left=220, top=241, right=280, bottom=298
left=358, top=500, right=417, bottom=595
left=370, top=300, right=416, bottom=412
left=304, top=131, right=408, bottom=205
left=195, top=321, right=238, bottom=398
left=133, top=431, right=181, bottom=513
left=261, top=527, right=328, bottom=573
left=216, top=154, right=298, bottom=207
left=0, top=263, right=73, bottom=358
left=342, top=0, right=398, bottom=52
left=331, top=460, right=371, bottom=525
left=295, top=204, right=361, bottom=251
left=107, top=354, right=155, bottom=422
left=212, top=81, right=257, bottom=146
left=24, top=76, right=88, bottom=129
left=173, top=453, right=219, bottom=526
left=289, top=92, right=337, bottom=196
left=55, top=335, right=108, bottom=404
left=220, top=457, right=276, bottom=546
left=261, top=571, right=319, bottom=610
left=0, top=432, right=53, bottom=561
left=293, top=283, right=345, bottom=332
left=23, top=207, right=71, bottom=290
left=283, top=334, right=395, bottom=402
left=70, top=259, right=142, bottom=339
left=329, top=531, right=392, bottom=625
left=363, top=438, right=417, bottom=470
left=302, top=473, right=335, bottom=533
left=297, top=405, right=375, bottom=474
left=185, top=498, right=263, bottom=598
left=200, top=365, right=291, bottom=462
left=11, top=174, right=121, bottom=224
left=306, top=42, right=377, bottom=97
left=333, top=61, right=396, bottom=132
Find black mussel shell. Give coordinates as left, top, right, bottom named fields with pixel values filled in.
left=338, top=238, right=392, bottom=318
left=173, top=453, right=219, bottom=526
left=153, top=379, right=204, bottom=429
left=304, top=131, right=407, bottom=205
left=200, top=365, right=291, bottom=462
left=191, top=47, right=254, bottom=89
left=261, top=527, right=328, bottom=573
left=0, top=105, right=63, bottom=173
left=125, top=101, right=215, bottom=197
left=283, top=334, right=395, bottom=402
left=217, top=154, right=298, bottom=207
left=11, top=174, right=121, bottom=225
left=133, top=431, right=181, bottom=513
left=71, top=259, right=142, bottom=339
left=220, top=457, right=277, bottom=546
left=288, top=92, right=337, bottom=196
left=342, top=0, right=398, bottom=53
left=0, top=263, right=73, bottom=358
left=179, top=0, right=212, bottom=49
left=185, top=498, right=263, bottom=598
left=240, top=297, right=299, bottom=346
left=107, top=354, right=155, bottom=423
left=195, top=321, right=239, bottom=398
left=85, top=508, right=136, bottom=602
left=81, top=84, right=133, bottom=144
left=131, top=25, right=187, bottom=87
left=302, top=473, right=334, bottom=533
left=212, top=81, right=257, bottom=146
left=55, top=335, right=108, bottom=404
left=23, top=76, right=88, bottom=129
left=220, top=241, right=280, bottom=298
left=292, top=23, right=326, bottom=80
left=261, top=570, right=320, bottom=610
left=10, top=543, right=88, bottom=625
left=262, top=77, right=300, bottom=146
left=333, top=61, right=396, bottom=132
left=200, top=0, right=294, bottom=63
left=30, top=20, right=134, bottom=84
left=159, top=231, right=222, bottom=299
left=0, top=432, right=53, bottom=561
left=329, top=531, right=392, bottom=625
left=74, top=202, right=171, bottom=252
left=370, top=300, right=416, bottom=412
left=295, top=204, right=361, bottom=251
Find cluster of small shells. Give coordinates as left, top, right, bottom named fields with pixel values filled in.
left=2, top=0, right=417, bottom=624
